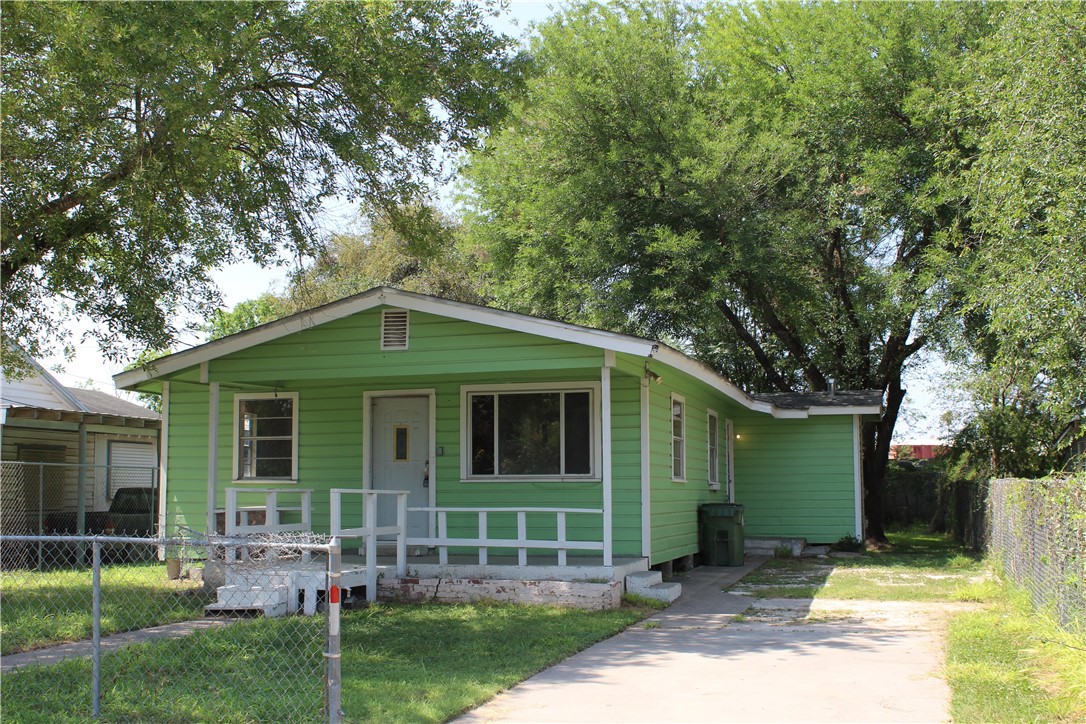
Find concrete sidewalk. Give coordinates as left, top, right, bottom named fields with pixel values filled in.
left=458, top=560, right=954, bottom=723
left=1, top=618, right=231, bottom=672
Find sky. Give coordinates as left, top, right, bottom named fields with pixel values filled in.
left=36, top=0, right=953, bottom=443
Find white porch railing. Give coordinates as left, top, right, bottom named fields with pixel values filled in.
left=329, top=489, right=408, bottom=601
left=408, top=507, right=606, bottom=566
left=223, top=487, right=313, bottom=562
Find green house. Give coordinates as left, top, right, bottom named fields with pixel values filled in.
left=115, top=288, right=879, bottom=600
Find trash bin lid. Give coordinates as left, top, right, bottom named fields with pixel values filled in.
left=699, top=502, right=744, bottom=516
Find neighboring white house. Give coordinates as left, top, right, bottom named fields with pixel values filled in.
left=1, top=356, right=161, bottom=535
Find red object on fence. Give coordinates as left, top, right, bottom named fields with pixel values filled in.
left=329, top=585, right=340, bottom=604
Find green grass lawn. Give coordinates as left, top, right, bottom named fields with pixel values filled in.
left=1, top=600, right=652, bottom=723
left=731, top=527, right=996, bottom=602
left=0, top=563, right=211, bottom=655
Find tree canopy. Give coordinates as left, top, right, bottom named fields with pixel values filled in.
left=954, top=2, right=1086, bottom=420
left=203, top=206, right=483, bottom=341
left=463, top=0, right=998, bottom=540
left=1, top=0, right=517, bottom=368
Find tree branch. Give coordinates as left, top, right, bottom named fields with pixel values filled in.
left=714, top=297, right=794, bottom=391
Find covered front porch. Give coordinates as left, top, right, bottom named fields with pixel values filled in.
left=204, top=487, right=666, bottom=615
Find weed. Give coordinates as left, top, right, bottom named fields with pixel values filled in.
left=622, top=593, right=670, bottom=610
left=947, top=584, right=1086, bottom=722
left=773, top=545, right=793, bottom=559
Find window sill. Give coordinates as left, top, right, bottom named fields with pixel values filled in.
left=230, top=478, right=298, bottom=485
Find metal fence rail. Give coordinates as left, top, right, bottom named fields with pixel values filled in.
left=0, top=533, right=344, bottom=722
left=988, top=475, right=1086, bottom=632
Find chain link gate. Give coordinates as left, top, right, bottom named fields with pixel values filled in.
left=0, top=532, right=343, bottom=722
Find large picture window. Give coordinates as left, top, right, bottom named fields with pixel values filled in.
left=234, top=393, right=298, bottom=481
left=463, top=384, right=598, bottom=480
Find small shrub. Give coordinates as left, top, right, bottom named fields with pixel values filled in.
left=832, top=534, right=864, bottom=552
left=773, top=545, right=793, bottom=558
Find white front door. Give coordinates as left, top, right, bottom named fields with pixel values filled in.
left=371, top=396, right=430, bottom=538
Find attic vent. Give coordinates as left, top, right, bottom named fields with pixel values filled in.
left=381, top=309, right=409, bottom=350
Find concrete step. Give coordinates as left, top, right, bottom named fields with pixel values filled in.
left=624, top=570, right=662, bottom=592
left=744, top=536, right=807, bottom=557
left=642, top=581, right=682, bottom=603
left=625, top=571, right=681, bottom=603
left=205, top=584, right=289, bottom=618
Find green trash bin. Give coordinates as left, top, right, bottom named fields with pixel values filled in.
left=698, top=503, right=745, bottom=566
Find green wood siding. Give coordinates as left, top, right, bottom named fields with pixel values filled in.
left=732, top=414, right=858, bottom=542
left=208, top=311, right=602, bottom=382
left=645, top=365, right=736, bottom=565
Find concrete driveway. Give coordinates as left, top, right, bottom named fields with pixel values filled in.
left=457, top=561, right=960, bottom=723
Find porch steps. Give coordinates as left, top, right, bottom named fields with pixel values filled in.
left=624, top=570, right=681, bottom=603
left=205, top=584, right=289, bottom=618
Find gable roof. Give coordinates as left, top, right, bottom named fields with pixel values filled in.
left=67, top=388, right=160, bottom=420
left=1, top=352, right=87, bottom=412
left=113, top=286, right=882, bottom=418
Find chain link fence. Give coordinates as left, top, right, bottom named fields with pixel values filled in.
left=0, top=532, right=344, bottom=722
left=988, top=475, right=1086, bottom=632
left=1, top=461, right=158, bottom=540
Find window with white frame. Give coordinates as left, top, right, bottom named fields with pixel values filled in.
left=463, top=384, right=598, bottom=479
left=707, top=410, right=720, bottom=487
left=234, top=393, right=298, bottom=481
left=671, top=394, right=685, bottom=480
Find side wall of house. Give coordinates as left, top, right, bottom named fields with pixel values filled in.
left=643, top=364, right=740, bottom=565
left=732, top=413, right=858, bottom=542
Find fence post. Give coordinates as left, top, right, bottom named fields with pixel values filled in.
left=326, top=537, right=343, bottom=724
left=92, top=539, right=102, bottom=718
left=37, top=463, right=44, bottom=570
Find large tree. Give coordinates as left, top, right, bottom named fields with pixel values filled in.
left=954, top=2, right=1086, bottom=422
left=1, top=1, right=517, bottom=368
left=464, top=1, right=998, bottom=542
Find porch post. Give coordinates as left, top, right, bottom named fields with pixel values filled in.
left=206, top=382, right=220, bottom=535
left=601, top=354, right=614, bottom=566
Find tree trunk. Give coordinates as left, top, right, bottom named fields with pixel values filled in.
left=861, top=374, right=906, bottom=546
